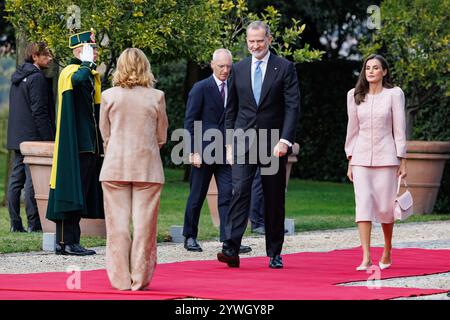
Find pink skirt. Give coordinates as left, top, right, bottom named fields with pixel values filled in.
left=352, top=165, right=398, bottom=223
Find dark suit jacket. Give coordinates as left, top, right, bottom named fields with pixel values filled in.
left=225, top=54, right=300, bottom=157
left=184, top=75, right=227, bottom=162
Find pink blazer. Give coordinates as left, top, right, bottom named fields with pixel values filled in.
left=345, top=87, right=407, bottom=166
left=99, top=86, right=168, bottom=183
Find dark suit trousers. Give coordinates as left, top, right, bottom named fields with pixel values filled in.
left=249, top=167, right=265, bottom=229
left=183, top=164, right=232, bottom=241
left=7, top=150, right=41, bottom=230
left=55, top=153, right=98, bottom=245
left=224, top=157, right=287, bottom=257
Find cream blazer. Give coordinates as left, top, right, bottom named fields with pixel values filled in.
left=345, top=87, right=407, bottom=166
left=99, top=86, right=168, bottom=183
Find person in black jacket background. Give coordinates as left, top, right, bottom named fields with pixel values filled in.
left=7, top=42, right=55, bottom=232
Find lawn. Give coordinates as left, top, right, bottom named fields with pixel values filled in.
left=0, top=168, right=449, bottom=253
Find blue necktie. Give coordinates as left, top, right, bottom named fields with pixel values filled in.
left=253, top=60, right=263, bottom=105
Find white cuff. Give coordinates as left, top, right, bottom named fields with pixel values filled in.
left=280, top=139, right=292, bottom=147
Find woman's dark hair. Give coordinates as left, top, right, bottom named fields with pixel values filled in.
left=354, top=54, right=394, bottom=105
left=24, top=42, right=51, bottom=63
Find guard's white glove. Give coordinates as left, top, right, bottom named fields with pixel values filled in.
left=80, top=43, right=94, bottom=63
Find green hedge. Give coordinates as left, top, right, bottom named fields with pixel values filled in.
left=292, top=60, right=360, bottom=182
left=152, top=60, right=187, bottom=167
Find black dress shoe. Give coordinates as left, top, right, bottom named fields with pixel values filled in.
left=217, top=249, right=240, bottom=268
left=184, top=237, right=202, bottom=252
left=223, top=241, right=252, bottom=254
left=239, top=245, right=252, bottom=254
left=269, top=255, right=283, bottom=269
left=27, top=226, right=43, bottom=233
left=10, top=226, right=26, bottom=233
left=55, top=244, right=94, bottom=256
left=73, top=244, right=96, bottom=255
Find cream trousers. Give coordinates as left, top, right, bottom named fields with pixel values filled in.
left=102, top=181, right=162, bottom=291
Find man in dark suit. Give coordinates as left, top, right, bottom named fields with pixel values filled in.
left=183, top=48, right=252, bottom=254
left=7, top=42, right=55, bottom=233
left=218, top=21, right=300, bottom=268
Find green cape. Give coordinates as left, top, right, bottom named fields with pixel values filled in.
left=46, top=64, right=104, bottom=221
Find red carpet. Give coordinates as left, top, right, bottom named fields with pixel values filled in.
left=0, top=247, right=449, bottom=300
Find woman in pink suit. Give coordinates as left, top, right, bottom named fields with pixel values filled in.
left=345, top=54, right=407, bottom=271
left=100, top=48, right=168, bottom=290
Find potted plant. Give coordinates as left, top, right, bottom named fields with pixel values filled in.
left=20, top=141, right=106, bottom=236
left=361, top=0, right=450, bottom=214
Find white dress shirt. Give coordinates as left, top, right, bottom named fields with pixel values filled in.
left=251, top=51, right=270, bottom=86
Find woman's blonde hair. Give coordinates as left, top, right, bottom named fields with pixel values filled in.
left=113, top=48, right=156, bottom=88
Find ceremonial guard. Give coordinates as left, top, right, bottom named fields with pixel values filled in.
left=46, top=30, right=104, bottom=256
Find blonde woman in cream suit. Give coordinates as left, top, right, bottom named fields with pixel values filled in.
left=99, top=48, right=168, bottom=290
left=345, top=54, right=407, bottom=272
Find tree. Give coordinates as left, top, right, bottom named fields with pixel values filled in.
left=360, top=0, right=449, bottom=139
left=248, top=0, right=381, bottom=60
left=0, top=0, right=15, bottom=55
left=5, top=0, right=221, bottom=87
left=206, top=0, right=324, bottom=63
left=6, top=0, right=323, bottom=88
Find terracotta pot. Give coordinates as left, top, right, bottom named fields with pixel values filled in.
left=207, top=143, right=300, bottom=226
left=20, top=141, right=106, bottom=237
left=403, top=140, right=450, bottom=214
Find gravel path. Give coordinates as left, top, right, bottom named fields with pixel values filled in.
left=1, top=220, right=449, bottom=300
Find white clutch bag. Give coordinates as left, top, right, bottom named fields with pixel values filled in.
left=394, top=177, right=413, bottom=221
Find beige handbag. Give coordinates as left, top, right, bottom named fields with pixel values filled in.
left=394, top=177, right=413, bottom=221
